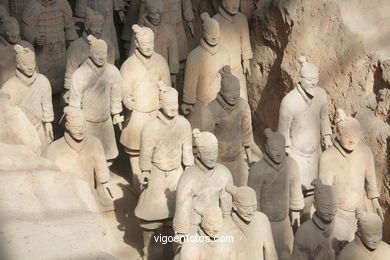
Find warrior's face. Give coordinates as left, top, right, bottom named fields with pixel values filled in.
left=221, top=85, right=240, bottom=106
left=198, top=148, right=218, bottom=169
left=203, top=29, right=220, bottom=47
left=337, top=125, right=361, bottom=152
left=359, top=227, right=382, bottom=250
left=90, top=46, right=107, bottom=67
left=17, top=54, right=36, bottom=77
left=136, top=37, right=154, bottom=57
left=161, top=99, right=178, bottom=118
left=66, top=123, right=86, bottom=141
left=201, top=213, right=223, bottom=239
left=86, top=22, right=104, bottom=39
left=222, top=0, right=240, bottom=15
left=3, top=23, right=20, bottom=44
left=265, top=140, right=285, bottom=164
left=146, top=5, right=162, bottom=26
left=314, top=198, right=337, bottom=224
left=300, top=76, right=318, bottom=97
left=234, top=201, right=257, bottom=223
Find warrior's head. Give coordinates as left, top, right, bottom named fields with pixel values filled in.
left=199, top=206, right=224, bottom=239
left=64, top=106, right=86, bottom=142
left=264, top=128, right=286, bottom=165
left=145, top=0, right=163, bottom=26
left=298, top=56, right=319, bottom=98
left=219, top=65, right=240, bottom=106
left=226, top=185, right=257, bottom=223
left=221, top=0, right=240, bottom=16
left=15, top=44, right=36, bottom=77
left=85, top=7, right=104, bottom=39
left=193, top=129, right=218, bottom=170
left=312, top=179, right=337, bottom=224
left=2, top=17, right=20, bottom=45
left=158, top=81, right=178, bottom=119
left=200, top=13, right=220, bottom=47
left=356, top=208, right=383, bottom=251
left=87, top=35, right=107, bottom=67
left=334, top=108, right=361, bottom=152
left=133, top=24, right=154, bottom=58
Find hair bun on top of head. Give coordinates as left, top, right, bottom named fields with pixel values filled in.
left=264, top=128, right=274, bottom=139
left=298, top=56, right=307, bottom=65
left=132, top=24, right=142, bottom=33
left=311, top=178, right=323, bottom=189
left=200, top=12, right=210, bottom=22
left=87, top=34, right=97, bottom=44
left=335, top=108, right=348, bottom=125
left=225, top=184, right=237, bottom=195
left=192, top=128, right=201, bottom=139
left=14, top=44, right=24, bottom=54
left=219, top=65, right=231, bottom=76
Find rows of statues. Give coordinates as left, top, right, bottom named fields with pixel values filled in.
left=0, top=0, right=389, bottom=260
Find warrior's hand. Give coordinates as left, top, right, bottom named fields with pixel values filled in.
left=219, top=188, right=233, bottom=216
left=138, top=171, right=151, bottom=191
left=45, top=122, right=54, bottom=143
left=244, top=146, right=253, bottom=165
left=243, top=59, right=251, bottom=76
left=181, top=103, right=194, bottom=116
left=372, top=198, right=384, bottom=221
left=35, top=35, right=45, bottom=46
left=124, top=94, right=135, bottom=110
left=113, top=114, right=124, bottom=131
left=171, top=74, right=177, bottom=88
left=285, top=146, right=292, bottom=157
left=187, top=21, right=195, bottom=37
left=323, top=135, right=333, bottom=149
left=118, top=10, right=126, bottom=23
left=291, top=211, right=301, bottom=227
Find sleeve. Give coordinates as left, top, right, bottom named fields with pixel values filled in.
left=113, top=0, right=125, bottom=11
left=277, top=97, right=293, bottom=147
left=137, top=0, right=146, bottom=24
left=167, top=26, right=180, bottom=74
left=110, top=69, right=123, bottom=115
left=248, top=164, right=261, bottom=211
left=64, top=45, right=81, bottom=90
left=182, top=119, right=194, bottom=167
left=61, top=0, right=78, bottom=41
left=129, top=34, right=136, bottom=58
left=182, top=53, right=199, bottom=104
left=139, top=123, right=157, bottom=172
left=320, top=93, right=332, bottom=137
left=41, top=78, right=54, bottom=123
left=105, top=38, right=116, bottom=64
left=241, top=101, right=254, bottom=147
left=319, top=152, right=335, bottom=186
left=21, top=7, right=38, bottom=44
left=119, top=62, right=134, bottom=110
left=93, top=139, right=111, bottom=183
left=263, top=217, right=278, bottom=260
left=159, top=57, right=172, bottom=86
left=240, top=16, right=253, bottom=61
left=364, top=147, right=380, bottom=199
left=200, top=104, right=215, bottom=133
left=69, top=73, right=84, bottom=109
left=173, top=172, right=194, bottom=235
left=289, top=159, right=305, bottom=211
left=182, top=0, right=194, bottom=22
left=74, top=0, right=88, bottom=18
left=292, top=228, right=311, bottom=260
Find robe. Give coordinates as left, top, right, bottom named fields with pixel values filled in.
left=120, top=49, right=171, bottom=151
left=135, top=112, right=194, bottom=221
left=338, top=235, right=390, bottom=260
left=213, top=7, right=253, bottom=100
left=69, top=59, right=122, bottom=160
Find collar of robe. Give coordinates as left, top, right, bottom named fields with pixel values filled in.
left=39, top=0, right=56, bottom=7
left=354, top=233, right=378, bottom=256
left=157, top=110, right=177, bottom=126
left=64, top=131, right=87, bottom=152
left=219, top=6, right=237, bottom=23
left=332, top=135, right=351, bottom=158
left=197, top=227, right=217, bottom=248
left=200, top=38, right=219, bottom=55
left=87, top=58, right=106, bottom=75
left=195, top=158, right=216, bottom=176
left=263, top=153, right=286, bottom=172
left=312, top=212, right=335, bottom=238
left=231, top=211, right=250, bottom=237
left=216, top=93, right=238, bottom=112
left=143, top=17, right=161, bottom=35
left=16, top=69, right=37, bottom=86
left=135, top=49, right=153, bottom=69
left=0, top=36, right=21, bottom=47
left=297, top=84, right=314, bottom=105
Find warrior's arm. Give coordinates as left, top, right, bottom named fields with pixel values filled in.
left=319, top=153, right=335, bottom=186
left=21, top=12, right=38, bottom=44
left=241, top=101, right=255, bottom=147
left=263, top=218, right=278, bottom=260
left=69, top=74, right=84, bottom=109
left=182, top=54, right=199, bottom=105
left=365, top=148, right=380, bottom=199
left=41, top=78, right=54, bottom=123
left=119, top=63, right=135, bottom=110
left=93, top=139, right=110, bottom=184
left=61, top=0, right=78, bottom=41
left=113, top=0, right=125, bottom=11
left=182, top=120, right=194, bottom=167
left=292, top=230, right=311, bottom=260
left=173, top=174, right=194, bottom=235
left=240, top=17, right=253, bottom=61
left=160, top=58, right=172, bottom=86
left=182, top=0, right=195, bottom=22
left=74, top=0, right=88, bottom=18
left=110, top=73, right=123, bottom=115
left=320, top=95, right=332, bottom=137
left=139, top=124, right=157, bottom=172
left=277, top=98, right=293, bottom=148
left=248, top=165, right=261, bottom=211
left=289, top=159, right=305, bottom=211
left=64, top=47, right=81, bottom=90
left=167, top=27, right=180, bottom=75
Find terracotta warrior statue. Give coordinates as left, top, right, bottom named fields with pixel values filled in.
left=135, top=83, right=194, bottom=260
left=248, top=128, right=304, bottom=259
left=319, top=109, right=383, bottom=237
left=223, top=185, right=278, bottom=260
left=64, top=7, right=115, bottom=97
left=22, top=0, right=78, bottom=94
left=180, top=206, right=236, bottom=260
left=278, top=56, right=332, bottom=220
left=8, top=0, right=26, bottom=23
left=174, top=129, right=233, bottom=237
left=69, top=35, right=122, bottom=164
left=0, top=16, right=34, bottom=87
left=338, top=209, right=390, bottom=260
left=138, top=0, right=194, bottom=62
left=120, top=24, right=171, bottom=190
left=0, top=91, right=41, bottom=155
left=129, top=0, right=179, bottom=87
left=75, top=0, right=125, bottom=62
left=202, top=65, right=254, bottom=186
left=1, top=44, right=54, bottom=153
left=213, top=0, right=253, bottom=100
left=182, top=12, right=230, bottom=129
left=46, top=106, right=113, bottom=212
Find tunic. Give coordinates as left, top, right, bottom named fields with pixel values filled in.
left=0, top=36, right=34, bottom=87
left=338, top=235, right=390, bottom=260
left=213, top=7, right=253, bottom=100
left=138, top=0, right=194, bottom=61
left=75, top=0, right=124, bottom=61
left=292, top=213, right=355, bottom=260
left=223, top=211, right=278, bottom=260
left=129, top=17, right=179, bottom=75
left=135, top=111, right=193, bottom=221
left=202, top=94, right=254, bottom=186
left=9, top=0, right=26, bottom=23
left=278, top=85, right=332, bottom=190
left=22, top=0, right=78, bottom=94
left=173, top=159, right=233, bottom=235
left=183, top=39, right=230, bottom=129
left=69, top=59, right=122, bottom=160
left=120, top=49, right=171, bottom=151
left=248, top=154, right=304, bottom=258
left=319, top=138, right=380, bottom=235
left=64, top=32, right=115, bottom=90
left=1, top=70, right=54, bottom=152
